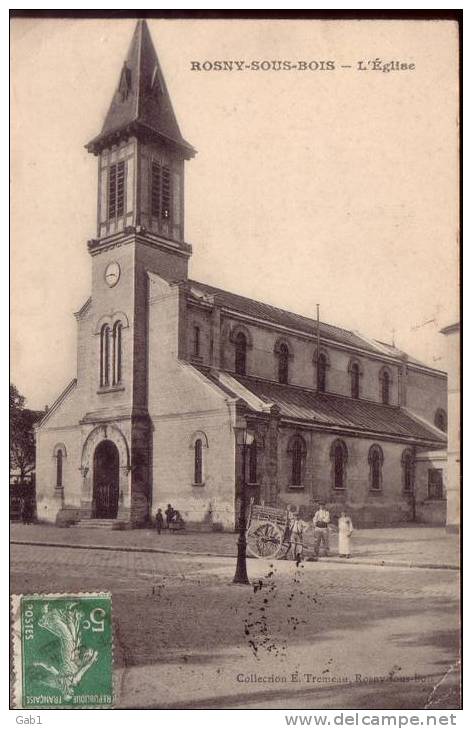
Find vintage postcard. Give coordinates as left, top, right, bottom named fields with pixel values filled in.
left=10, top=13, right=460, bottom=713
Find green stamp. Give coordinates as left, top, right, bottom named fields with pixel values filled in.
left=12, top=593, right=113, bottom=709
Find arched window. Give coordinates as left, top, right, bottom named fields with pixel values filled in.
left=56, top=449, right=63, bottom=489
left=428, top=468, right=444, bottom=499
left=350, top=362, right=360, bottom=399
left=402, top=449, right=414, bottom=493
left=190, top=431, right=208, bottom=486
left=317, top=353, right=327, bottom=392
left=330, top=439, right=348, bottom=489
left=112, top=321, right=122, bottom=386
left=278, top=343, right=289, bottom=384
left=434, top=408, right=447, bottom=432
left=379, top=368, right=391, bottom=404
left=100, top=324, right=111, bottom=387
left=235, top=332, right=247, bottom=376
left=288, top=435, right=307, bottom=487
left=194, top=439, right=203, bottom=485
left=248, top=439, right=258, bottom=483
left=369, top=444, right=384, bottom=491
left=53, top=444, right=67, bottom=490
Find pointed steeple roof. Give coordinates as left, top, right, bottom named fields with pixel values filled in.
left=86, top=20, right=195, bottom=158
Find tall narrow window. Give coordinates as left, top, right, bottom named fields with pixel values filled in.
left=161, top=165, right=171, bottom=219
left=330, top=439, right=348, bottom=489
left=428, top=469, right=443, bottom=499
left=194, top=439, right=203, bottom=485
left=292, top=438, right=303, bottom=486
left=278, top=343, right=289, bottom=384
left=380, top=369, right=390, bottom=404
left=334, top=447, right=344, bottom=488
left=434, top=409, right=447, bottom=432
left=151, top=161, right=161, bottom=218
left=317, top=353, right=327, bottom=392
left=113, top=321, right=122, bottom=385
left=350, top=363, right=360, bottom=399
left=151, top=162, right=172, bottom=220
left=369, top=444, right=383, bottom=491
left=108, top=164, right=116, bottom=219
left=235, top=332, right=247, bottom=376
left=100, top=324, right=111, bottom=387
left=56, top=450, right=63, bottom=489
left=116, top=161, right=125, bottom=217
left=248, top=440, right=258, bottom=483
left=193, top=326, right=200, bottom=357
left=288, top=435, right=306, bottom=487
left=108, top=161, right=125, bottom=220
left=402, top=449, right=414, bottom=493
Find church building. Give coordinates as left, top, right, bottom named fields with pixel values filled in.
left=35, top=20, right=448, bottom=530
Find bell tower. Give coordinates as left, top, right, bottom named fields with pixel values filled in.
left=82, top=20, right=196, bottom=525
left=86, top=19, right=195, bottom=256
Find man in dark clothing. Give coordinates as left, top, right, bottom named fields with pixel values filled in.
left=165, top=504, right=174, bottom=530
left=155, top=508, right=164, bottom=534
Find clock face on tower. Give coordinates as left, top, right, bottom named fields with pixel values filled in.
left=104, top=261, right=121, bottom=288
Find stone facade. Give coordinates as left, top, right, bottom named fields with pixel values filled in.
left=35, top=21, right=448, bottom=531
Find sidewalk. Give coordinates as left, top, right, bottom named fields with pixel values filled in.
left=10, top=522, right=460, bottom=569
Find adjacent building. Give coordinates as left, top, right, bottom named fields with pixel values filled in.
left=440, top=322, right=461, bottom=532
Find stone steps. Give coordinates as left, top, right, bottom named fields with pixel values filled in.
left=72, top=519, right=119, bottom=530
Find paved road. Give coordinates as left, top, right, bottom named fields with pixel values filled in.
left=10, top=522, right=460, bottom=567
left=11, top=544, right=460, bottom=710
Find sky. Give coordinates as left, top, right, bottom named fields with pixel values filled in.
left=10, top=17, right=459, bottom=410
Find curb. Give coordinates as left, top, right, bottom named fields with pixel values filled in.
left=10, top=540, right=459, bottom=571
left=11, top=539, right=223, bottom=559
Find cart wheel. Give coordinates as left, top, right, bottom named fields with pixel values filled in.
left=246, top=522, right=284, bottom=559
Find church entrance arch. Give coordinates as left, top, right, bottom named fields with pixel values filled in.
left=80, top=424, right=130, bottom=521
left=93, top=440, right=120, bottom=519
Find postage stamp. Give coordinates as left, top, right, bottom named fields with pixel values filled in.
left=11, top=592, right=113, bottom=709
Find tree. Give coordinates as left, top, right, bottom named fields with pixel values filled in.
left=10, top=384, right=43, bottom=481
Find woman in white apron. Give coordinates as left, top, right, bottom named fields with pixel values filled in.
left=338, top=511, right=354, bottom=558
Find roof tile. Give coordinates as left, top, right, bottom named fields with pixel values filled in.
left=196, top=366, right=444, bottom=444
left=189, top=280, right=399, bottom=356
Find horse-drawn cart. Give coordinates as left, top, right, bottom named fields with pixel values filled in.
left=246, top=502, right=290, bottom=559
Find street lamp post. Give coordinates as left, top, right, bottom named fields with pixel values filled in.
left=233, top=427, right=255, bottom=585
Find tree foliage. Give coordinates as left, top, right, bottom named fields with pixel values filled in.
left=10, top=384, right=43, bottom=480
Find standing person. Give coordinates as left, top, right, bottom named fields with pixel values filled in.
left=155, top=508, right=164, bottom=535
left=310, top=501, right=331, bottom=561
left=290, top=514, right=306, bottom=562
left=165, top=504, right=174, bottom=530
left=338, top=510, right=354, bottom=558
left=279, top=509, right=305, bottom=560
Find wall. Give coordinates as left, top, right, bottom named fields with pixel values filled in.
left=405, top=367, right=448, bottom=425
left=35, top=383, right=83, bottom=522
left=415, top=450, right=447, bottom=526
left=148, top=273, right=237, bottom=529
left=271, top=426, right=419, bottom=527
left=35, top=384, right=135, bottom=524
left=441, top=324, right=460, bottom=532
left=186, top=304, right=213, bottom=364
left=77, top=242, right=136, bottom=416
left=218, top=314, right=405, bottom=406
